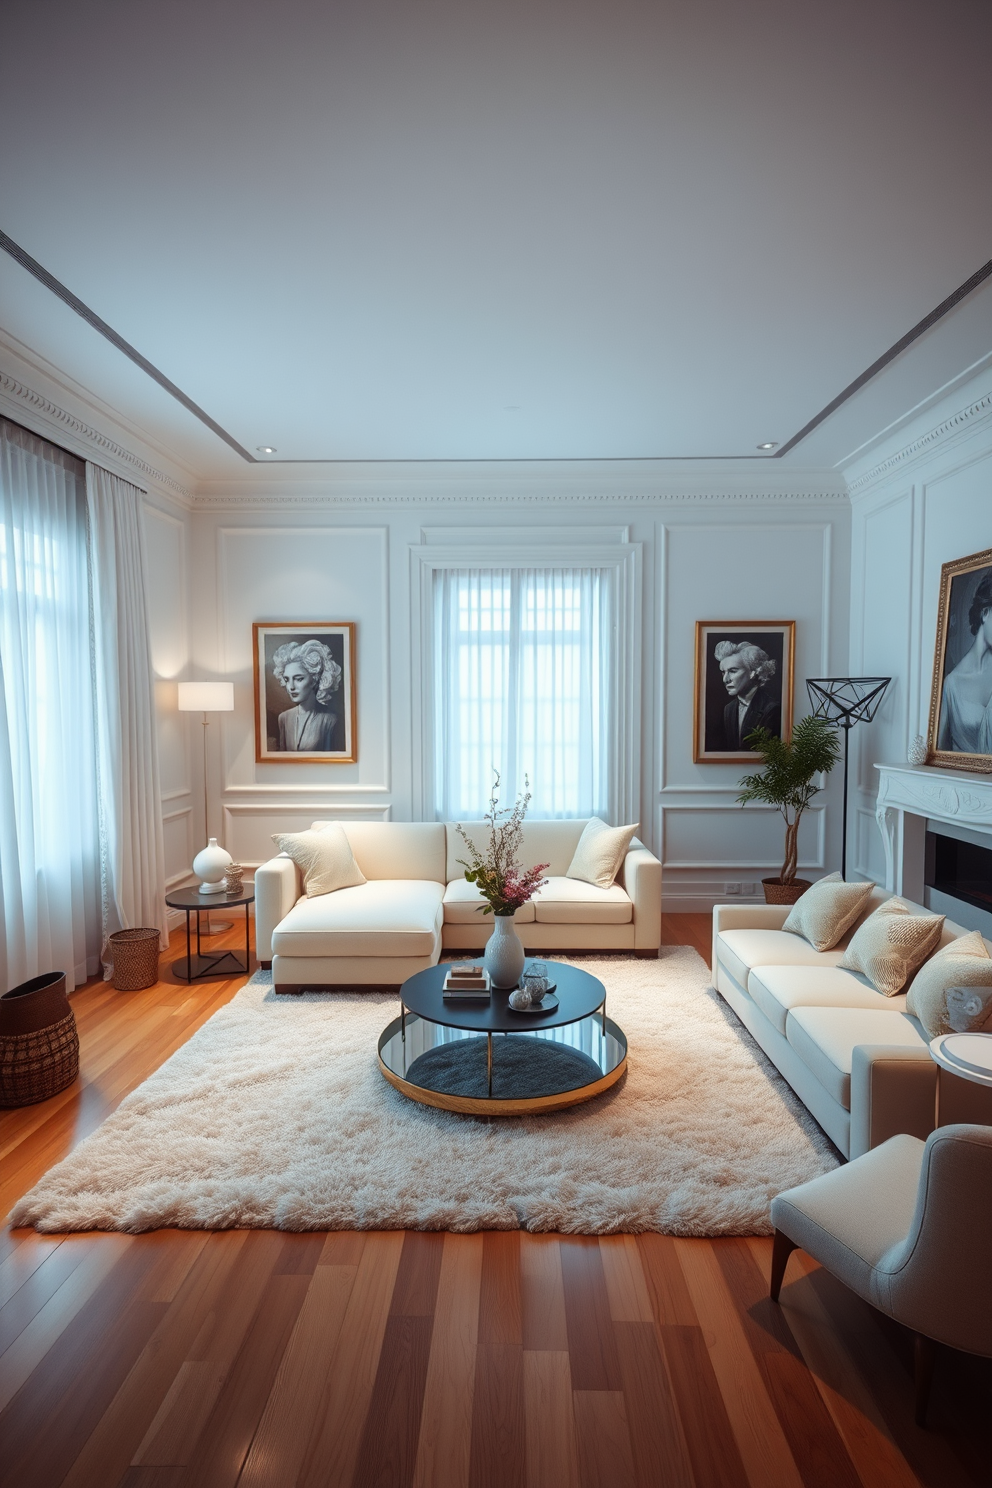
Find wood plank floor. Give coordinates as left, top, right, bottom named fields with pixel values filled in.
left=1, top=914, right=988, bottom=1488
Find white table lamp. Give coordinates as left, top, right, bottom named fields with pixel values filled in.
left=178, top=681, right=235, bottom=893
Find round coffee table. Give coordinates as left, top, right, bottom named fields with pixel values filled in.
left=378, top=960, right=627, bottom=1115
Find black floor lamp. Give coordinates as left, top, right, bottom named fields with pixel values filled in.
left=806, top=677, right=891, bottom=881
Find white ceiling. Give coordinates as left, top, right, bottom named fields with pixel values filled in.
left=1, top=0, right=990, bottom=478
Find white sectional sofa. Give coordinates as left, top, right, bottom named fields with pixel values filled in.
left=256, top=818, right=662, bottom=993
left=713, top=892, right=992, bottom=1159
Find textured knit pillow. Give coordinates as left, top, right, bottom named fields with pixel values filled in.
left=906, top=930, right=992, bottom=1037
left=838, top=897, right=945, bottom=997
left=566, top=818, right=638, bottom=890
left=782, top=872, right=877, bottom=952
left=271, top=823, right=366, bottom=898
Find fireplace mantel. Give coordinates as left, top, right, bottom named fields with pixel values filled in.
left=875, top=763, right=992, bottom=897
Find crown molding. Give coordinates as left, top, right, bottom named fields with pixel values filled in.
left=846, top=387, right=992, bottom=499
left=192, top=462, right=848, bottom=509
left=0, top=371, right=194, bottom=505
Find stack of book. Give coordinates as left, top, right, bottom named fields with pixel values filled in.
left=442, top=963, right=491, bottom=1000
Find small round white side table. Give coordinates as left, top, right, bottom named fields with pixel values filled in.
left=929, top=1032, right=992, bottom=1126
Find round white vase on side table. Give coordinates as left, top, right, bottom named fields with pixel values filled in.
left=483, top=914, right=526, bottom=989
left=193, top=837, right=233, bottom=894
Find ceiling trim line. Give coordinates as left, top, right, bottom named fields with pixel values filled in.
left=775, top=259, right=992, bottom=457
left=0, top=228, right=257, bottom=463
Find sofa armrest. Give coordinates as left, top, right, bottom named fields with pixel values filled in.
left=625, top=847, right=661, bottom=950
left=255, top=854, right=301, bottom=960
left=711, top=903, right=790, bottom=977
left=849, top=1045, right=936, bottom=1159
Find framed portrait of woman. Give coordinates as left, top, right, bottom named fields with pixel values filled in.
left=927, top=548, right=992, bottom=773
left=693, top=620, right=795, bottom=763
left=253, top=622, right=357, bottom=763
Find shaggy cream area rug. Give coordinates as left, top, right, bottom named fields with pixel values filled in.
left=11, top=949, right=839, bottom=1236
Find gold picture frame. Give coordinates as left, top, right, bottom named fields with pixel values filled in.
left=926, top=547, right=992, bottom=774
left=253, top=622, right=358, bottom=763
left=693, top=620, right=796, bottom=763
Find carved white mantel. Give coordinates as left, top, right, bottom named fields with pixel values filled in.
left=875, top=764, right=992, bottom=897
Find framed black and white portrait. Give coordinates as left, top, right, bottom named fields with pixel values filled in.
left=927, top=548, right=992, bottom=773
left=253, top=622, right=357, bottom=763
left=693, top=621, right=795, bottom=763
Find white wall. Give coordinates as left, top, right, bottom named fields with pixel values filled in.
left=846, top=364, right=992, bottom=882
left=142, top=493, right=195, bottom=892
left=190, top=473, right=850, bottom=909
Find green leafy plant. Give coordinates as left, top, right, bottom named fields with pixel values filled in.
left=736, top=716, right=841, bottom=885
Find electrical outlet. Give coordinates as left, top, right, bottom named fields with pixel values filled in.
left=724, top=882, right=742, bottom=895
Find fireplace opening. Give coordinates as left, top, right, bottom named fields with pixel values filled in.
left=925, top=830, right=992, bottom=916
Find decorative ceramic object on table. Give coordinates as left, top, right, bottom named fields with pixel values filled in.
left=522, top=962, right=548, bottom=1002
left=908, top=734, right=928, bottom=766
left=485, top=915, right=527, bottom=990
left=457, top=772, right=549, bottom=992
left=508, top=988, right=532, bottom=1010
left=192, top=837, right=233, bottom=894
left=224, top=863, right=245, bottom=896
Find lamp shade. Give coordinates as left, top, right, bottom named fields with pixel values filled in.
left=177, top=682, right=234, bottom=712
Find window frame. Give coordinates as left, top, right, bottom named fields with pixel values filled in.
left=409, top=534, right=642, bottom=824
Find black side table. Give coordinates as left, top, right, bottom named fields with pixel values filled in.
left=165, top=886, right=254, bottom=982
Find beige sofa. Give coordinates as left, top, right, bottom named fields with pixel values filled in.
left=713, top=890, right=992, bottom=1160
left=256, top=818, right=662, bottom=993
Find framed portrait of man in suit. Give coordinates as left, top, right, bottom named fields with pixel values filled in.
left=693, top=621, right=795, bottom=763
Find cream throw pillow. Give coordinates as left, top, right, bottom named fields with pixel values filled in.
left=906, top=930, right=992, bottom=1037
left=565, top=818, right=638, bottom=890
left=782, top=872, right=876, bottom=952
left=838, top=896, right=944, bottom=997
left=271, top=823, right=366, bottom=898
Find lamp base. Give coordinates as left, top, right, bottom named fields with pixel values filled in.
left=198, top=880, right=228, bottom=895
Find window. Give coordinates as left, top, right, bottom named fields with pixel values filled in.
left=0, top=418, right=101, bottom=989
left=433, top=566, right=612, bottom=819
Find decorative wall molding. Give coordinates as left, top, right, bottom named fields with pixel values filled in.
left=194, top=486, right=849, bottom=511
left=0, top=371, right=193, bottom=502
left=847, top=390, right=992, bottom=498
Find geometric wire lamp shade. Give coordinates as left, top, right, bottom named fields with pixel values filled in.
left=806, top=676, right=891, bottom=881
left=806, top=677, right=891, bottom=727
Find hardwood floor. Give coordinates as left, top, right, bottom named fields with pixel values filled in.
left=1, top=915, right=988, bottom=1487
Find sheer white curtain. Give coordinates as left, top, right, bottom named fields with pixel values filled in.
left=86, top=464, right=168, bottom=965
left=433, top=566, right=612, bottom=820
left=0, top=419, right=101, bottom=991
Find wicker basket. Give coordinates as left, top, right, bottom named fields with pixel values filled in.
left=109, top=928, right=161, bottom=991
left=761, top=877, right=812, bottom=906
left=0, top=972, right=79, bottom=1107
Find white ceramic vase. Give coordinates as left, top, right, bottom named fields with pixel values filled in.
left=193, top=837, right=233, bottom=894
left=483, top=914, right=526, bottom=989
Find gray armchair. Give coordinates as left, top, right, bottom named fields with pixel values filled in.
left=770, top=1123, right=992, bottom=1425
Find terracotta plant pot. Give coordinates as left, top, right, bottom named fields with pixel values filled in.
left=761, top=878, right=812, bottom=906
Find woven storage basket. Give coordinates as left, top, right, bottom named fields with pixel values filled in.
left=109, top=928, right=161, bottom=991
left=0, top=972, right=79, bottom=1107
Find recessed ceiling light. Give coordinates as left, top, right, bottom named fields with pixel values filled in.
left=757, top=441, right=778, bottom=450
left=257, top=445, right=277, bottom=454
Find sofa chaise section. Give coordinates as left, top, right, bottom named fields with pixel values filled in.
left=255, top=817, right=663, bottom=992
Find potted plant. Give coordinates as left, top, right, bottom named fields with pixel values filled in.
left=736, top=716, right=841, bottom=904
left=457, top=774, right=549, bottom=988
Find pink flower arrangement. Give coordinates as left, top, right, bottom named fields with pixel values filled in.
left=457, top=774, right=549, bottom=916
